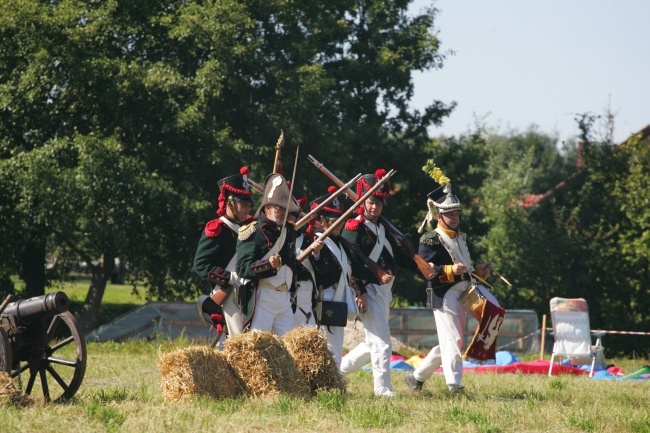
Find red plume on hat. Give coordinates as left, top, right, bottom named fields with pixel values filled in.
left=217, top=166, right=252, bottom=216
left=355, top=168, right=391, bottom=215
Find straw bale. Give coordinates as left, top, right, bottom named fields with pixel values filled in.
left=283, top=326, right=346, bottom=395
left=0, top=372, right=31, bottom=407
left=224, top=331, right=310, bottom=398
left=157, top=345, right=240, bottom=401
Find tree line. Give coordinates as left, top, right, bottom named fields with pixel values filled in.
left=1, top=0, right=647, bottom=355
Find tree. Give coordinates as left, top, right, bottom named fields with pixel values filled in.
left=0, top=0, right=453, bottom=332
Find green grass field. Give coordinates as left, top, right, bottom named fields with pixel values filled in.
left=1, top=338, right=649, bottom=432
left=3, top=278, right=649, bottom=432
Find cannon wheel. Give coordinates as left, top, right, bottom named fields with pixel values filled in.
left=11, top=311, right=87, bottom=402
left=0, top=327, right=11, bottom=374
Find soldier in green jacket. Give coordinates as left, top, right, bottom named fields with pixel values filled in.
left=194, top=167, right=254, bottom=338
left=235, top=173, right=324, bottom=336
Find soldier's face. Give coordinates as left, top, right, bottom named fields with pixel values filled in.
left=265, top=205, right=286, bottom=224
left=437, top=210, right=459, bottom=229
left=233, top=200, right=252, bottom=223
left=363, top=197, right=383, bottom=221
left=324, top=217, right=341, bottom=236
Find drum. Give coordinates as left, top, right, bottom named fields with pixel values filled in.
left=461, top=284, right=505, bottom=363
left=460, top=284, right=501, bottom=321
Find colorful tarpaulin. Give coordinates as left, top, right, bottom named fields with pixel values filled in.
left=354, top=351, right=649, bottom=380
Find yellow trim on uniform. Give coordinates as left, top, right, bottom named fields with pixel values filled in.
left=444, top=265, right=454, bottom=282
left=436, top=223, right=457, bottom=239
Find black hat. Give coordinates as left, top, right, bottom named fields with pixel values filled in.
left=310, top=186, right=344, bottom=219
left=427, top=183, right=461, bottom=214
left=254, top=173, right=301, bottom=218
left=356, top=168, right=391, bottom=204
left=292, top=187, right=309, bottom=213
left=217, top=167, right=255, bottom=216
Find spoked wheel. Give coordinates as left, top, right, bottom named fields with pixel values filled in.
left=0, top=327, right=11, bottom=374
left=11, top=311, right=87, bottom=402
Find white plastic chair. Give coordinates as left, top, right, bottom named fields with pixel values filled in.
left=548, top=297, right=605, bottom=377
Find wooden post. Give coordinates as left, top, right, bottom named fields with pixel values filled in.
left=539, top=314, right=547, bottom=360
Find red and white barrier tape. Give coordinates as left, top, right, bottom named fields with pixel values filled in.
left=591, top=330, right=650, bottom=336
left=496, top=327, right=650, bottom=351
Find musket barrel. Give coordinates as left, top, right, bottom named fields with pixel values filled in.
left=297, top=169, right=396, bottom=262
left=308, top=155, right=435, bottom=279
left=2, top=292, right=70, bottom=325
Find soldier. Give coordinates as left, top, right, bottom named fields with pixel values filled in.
left=291, top=188, right=317, bottom=326
left=235, top=173, right=323, bottom=336
left=404, top=183, right=492, bottom=394
left=339, top=169, right=418, bottom=397
left=194, top=167, right=254, bottom=338
left=307, top=186, right=379, bottom=368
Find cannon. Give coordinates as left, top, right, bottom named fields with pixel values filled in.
left=0, top=292, right=87, bottom=402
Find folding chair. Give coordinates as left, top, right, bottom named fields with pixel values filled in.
left=548, top=297, right=605, bottom=377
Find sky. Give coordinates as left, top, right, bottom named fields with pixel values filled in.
left=408, top=0, right=650, bottom=144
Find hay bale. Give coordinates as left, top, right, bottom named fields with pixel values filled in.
left=283, top=326, right=346, bottom=395
left=0, top=372, right=31, bottom=407
left=157, top=345, right=240, bottom=401
left=224, top=331, right=310, bottom=398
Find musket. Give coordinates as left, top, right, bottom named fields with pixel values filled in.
left=281, top=145, right=300, bottom=232
left=248, top=178, right=264, bottom=193
left=337, top=236, right=386, bottom=286
left=293, top=173, right=362, bottom=230
left=297, top=169, right=396, bottom=262
left=273, top=130, right=285, bottom=174
left=307, top=154, right=434, bottom=279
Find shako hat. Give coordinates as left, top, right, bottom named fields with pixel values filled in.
left=291, top=186, right=309, bottom=213
left=307, top=186, right=344, bottom=233
left=354, top=168, right=391, bottom=216
left=427, top=183, right=461, bottom=214
left=216, top=166, right=255, bottom=216
left=310, top=186, right=344, bottom=219
left=254, top=173, right=301, bottom=218
left=356, top=168, right=391, bottom=203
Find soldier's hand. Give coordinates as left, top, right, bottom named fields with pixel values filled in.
left=356, top=293, right=368, bottom=314
left=269, top=254, right=282, bottom=270
left=377, top=269, right=394, bottom=285
left=479, top=262, right=492, bottom=276
left=310, top=239, right=324, bottom=255
left=452, top=262, right=467, bottom=275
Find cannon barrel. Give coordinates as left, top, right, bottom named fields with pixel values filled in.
left=1, top=292, right=69, bottom=325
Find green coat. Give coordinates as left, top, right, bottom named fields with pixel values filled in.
left=193, top=217, right=239, bottom=291
left=341, top=216, right=418, bottom=280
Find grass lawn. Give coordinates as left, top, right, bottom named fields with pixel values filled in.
left=1, top=338, right=649, bottom=432
left=4, top=277, right=649, bottom=432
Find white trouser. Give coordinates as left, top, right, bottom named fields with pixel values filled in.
left=250, top=287, right=295, bottom=337
left=340, top=282, right=393, bottom=396
left=414, top=281, right=469, bottom=386
left=321, top=287, right=344, bottom=368
left=222, top=288, right=244, bottom=337
left=293, top=280, right=316, bottom=326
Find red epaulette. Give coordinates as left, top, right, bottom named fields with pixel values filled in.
left=204, top=218, right=224, bottom=237
left=344, top=218, right=360, bottom=231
